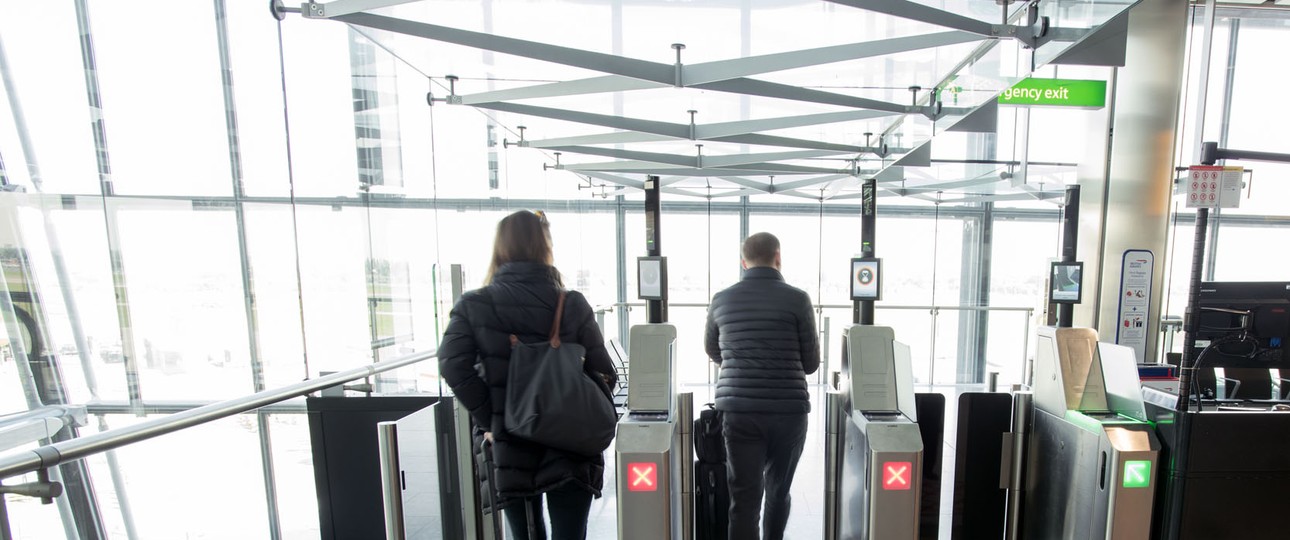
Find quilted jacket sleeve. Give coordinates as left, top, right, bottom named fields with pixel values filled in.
left=571, top=291, right=618, bottom=395
left=438, top=295, right=493, bottom=428
left=797, top=290, right=821, bottom=376
left=704, top=296, right=722, bottom=364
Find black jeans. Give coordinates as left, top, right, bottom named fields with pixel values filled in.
left=503, top=483, right=593, bottom=540
left=723, top=412, right=808, bottom=540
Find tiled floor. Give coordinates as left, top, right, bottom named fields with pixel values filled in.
left=578, top=382, right=985, bottom=540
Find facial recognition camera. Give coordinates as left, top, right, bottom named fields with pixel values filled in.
left=1049, top=261, right=1083, bottom=304
left=637, top=256, right=667, bottom=301
left=850, top=257, right=882, bottom=301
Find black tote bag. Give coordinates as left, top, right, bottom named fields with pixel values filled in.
left=503, top=291, right=617, bottom=456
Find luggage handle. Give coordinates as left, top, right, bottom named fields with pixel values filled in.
left=481, top=440, right=505, bottom=540
left=482, top=439, right=539, bottom=540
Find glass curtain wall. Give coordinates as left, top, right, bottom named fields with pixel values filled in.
left=0, top=1, right=1095, bottom=538
left=0, top=2, right=616, bottom=538
left=1161, top=9, right=1290, bottom=358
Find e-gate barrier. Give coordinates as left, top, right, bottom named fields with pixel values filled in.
left=615, top=323, right=694, bottom=540
left=942, top=327, right=1161, bottom=540
left=1017, top=327, right=1160, bottom=539
left=825, top=325, right=924, bottom=539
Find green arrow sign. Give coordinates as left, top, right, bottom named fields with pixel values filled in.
left=1123, top=460, right=1151, bottom=488
left=998, top=78, right=1107, bottom=108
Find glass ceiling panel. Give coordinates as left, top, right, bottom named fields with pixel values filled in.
left=321, top=0, right=1139, bottom=202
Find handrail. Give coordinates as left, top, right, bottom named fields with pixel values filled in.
left=81, top=400, right=308, bottom=416
left=594, top=301, right=1035, bottom=314
left=817, top=304, right=1035, bottom=313
left=0, top=350, right=438, bottom=480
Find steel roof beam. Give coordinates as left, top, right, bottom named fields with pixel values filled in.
left=336, top=13, right=675, bottom=84
left=681, top=30, right=982, bottom=85
left=580, top=171, right=645, bottom=189
left=473, top=102, right=691, bottom=138
left=455, top=32, right=981, bottom=105
left=462, top=76, right=665, bottom=105
left=773, top=174, right=852, bottom=192
left=693, top=78, right=911, bottom=114
left=824, top=0, right=996, bottom=37
left=716, top=176, right=771, bottom=191
left=693, top=109, right=896, bottom=139
left=560, top=165, right=843, bottom=176
left=522, top=132, right=674, bottom=148
left=519, top=110, right=895, bottom=150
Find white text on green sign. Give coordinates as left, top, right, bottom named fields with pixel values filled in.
left=998, top=78, right=1107, bottom=108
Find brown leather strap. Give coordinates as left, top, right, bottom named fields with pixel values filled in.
left=549, top=290, right=567, bottom=348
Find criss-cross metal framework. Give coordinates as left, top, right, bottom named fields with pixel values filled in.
left=276, top=0, right=1136, bottom=203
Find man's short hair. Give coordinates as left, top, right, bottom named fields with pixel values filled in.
left=742, top=232, right=780, bottom=267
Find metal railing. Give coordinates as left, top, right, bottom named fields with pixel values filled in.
left=596, top=301, right=1035, bottom=313
left=0, top=350, right=437, bottom=480
left=0, top=407, right=87, bottom=455
left=594, top=301, right=1036, bottom=385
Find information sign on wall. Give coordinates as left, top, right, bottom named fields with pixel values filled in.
left=1115, top=250, right=1154, bottom=363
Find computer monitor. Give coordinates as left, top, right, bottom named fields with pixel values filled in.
left=1049, top=261, right=1083, bottom=304
left=1194, top=282, right=1290, bottom=368
left=637, top=256, right=667, bottom=300
left=850, top=257, right=882, bottom=301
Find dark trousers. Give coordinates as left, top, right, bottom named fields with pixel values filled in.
left=723, top=412, right=808, bottom=540
left=503, top=483, right=593, bottom=540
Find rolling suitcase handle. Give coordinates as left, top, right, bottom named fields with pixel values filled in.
left=482, top=439, right=539, bottom=540
left=481, top=440, right=505, bottom=540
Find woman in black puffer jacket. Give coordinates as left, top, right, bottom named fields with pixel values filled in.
left=438, top=210, right=618, bottom=540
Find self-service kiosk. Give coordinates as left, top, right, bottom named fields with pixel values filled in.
left=615, top=323, right=693, bottom=540
left=826, top=325, right=924, bottom=539
left=1019, top=327, right=1159, bottom=539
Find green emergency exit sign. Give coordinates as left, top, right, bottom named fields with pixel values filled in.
left=1123, top=460, right=1151, bottom=488
left=998, top=78, right=1107, bottom=108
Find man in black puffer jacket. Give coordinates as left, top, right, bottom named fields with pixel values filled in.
left=704, top=232, right=820, bottom=540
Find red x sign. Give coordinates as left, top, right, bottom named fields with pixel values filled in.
left=883, top=461, right=912, bottom=491
left=627, top=463, right=657, bottom=492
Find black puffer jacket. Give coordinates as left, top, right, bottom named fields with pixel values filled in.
left=438, top=262, right=618, bottom=501
left=704, top=267, right=820, bottom=414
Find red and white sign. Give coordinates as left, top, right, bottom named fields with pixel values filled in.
left=882, top=461, right=912, bottom=491
left=1186, top=165, right=1243, bottom=209
left=627, top=462, right=657, bottom=492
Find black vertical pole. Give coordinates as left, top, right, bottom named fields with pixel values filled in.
left=1057, top=185, right=1080, bottom=328
left=644, top=175, right=666, bottom=323
left=1163, top=148, right=1217, bottom=540
left=857, top=179, right=876, bottom=325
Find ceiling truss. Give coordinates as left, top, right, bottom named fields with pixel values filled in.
left=276, top=0, right=1126, bottom=204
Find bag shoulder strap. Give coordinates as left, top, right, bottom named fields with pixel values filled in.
left=549, top=290, right=567, bottom=348
left=489, top=286, right=566, bottom=348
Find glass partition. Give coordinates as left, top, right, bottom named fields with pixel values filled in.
left=0, top=0, right=1163, bottom=535
left=84, top=415, right=271, bottom=538
left=91, top=1, right=233, bottom=197
left=0, top=2, right=101, bottom=195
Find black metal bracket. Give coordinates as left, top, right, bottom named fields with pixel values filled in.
left=0, top=469, right=64, bottom=505
left=1014, top=2, right=1052, bottom=49
left=542, top=152, right=563, bottom=171
left=502, top=126, right=528, bottom=149
left=269, top=0, right=300, bottom=21
left=427, top=75, right=462, bottom=106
